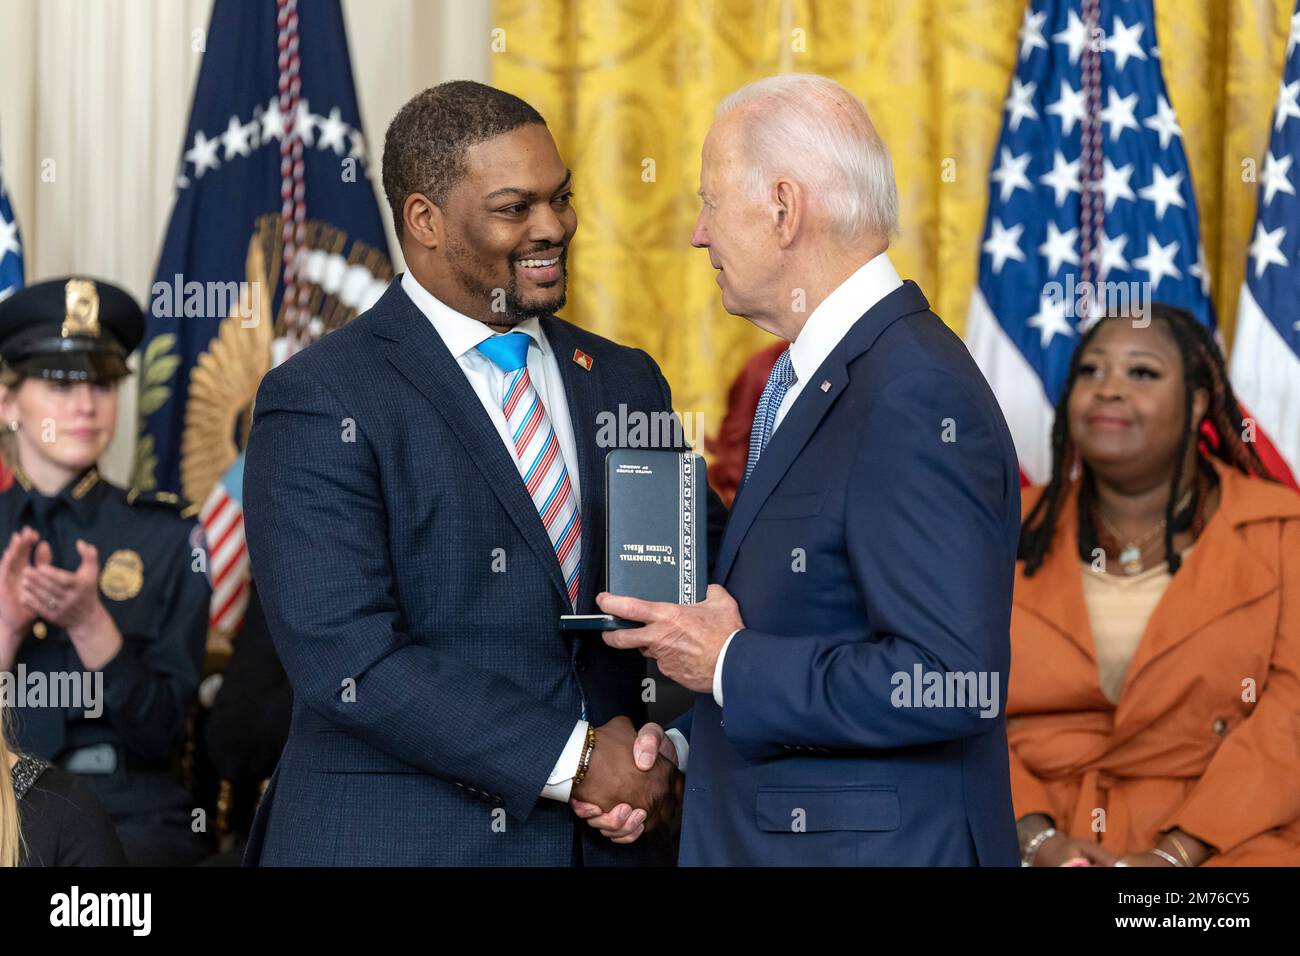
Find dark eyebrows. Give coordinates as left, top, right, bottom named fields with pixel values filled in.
left=483, top=169, right=573, bottom=203
left=1080, top=345, right=1169, bottom=364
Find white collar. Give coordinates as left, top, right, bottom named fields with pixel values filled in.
left=400, top=272, right=545, bottom=360
left=787, top=251, right=902, bottom=386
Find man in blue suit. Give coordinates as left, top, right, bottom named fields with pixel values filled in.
left=242, top=81, right=720, bottom=865
left=587, top=74, right=1021, bottom=865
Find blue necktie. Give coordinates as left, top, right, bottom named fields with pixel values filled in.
left=745, top=348, right=796, bottom=482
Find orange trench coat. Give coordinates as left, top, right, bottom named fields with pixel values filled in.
left=1008, top=459, right=1300, bottom=865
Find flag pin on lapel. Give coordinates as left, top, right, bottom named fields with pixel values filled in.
left=820, top=380, right=832, bottom=392
left=573, top=349, right=594, bottom=371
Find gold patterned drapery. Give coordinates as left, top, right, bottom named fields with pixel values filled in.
left=493, top=0, right=1296, bottom=435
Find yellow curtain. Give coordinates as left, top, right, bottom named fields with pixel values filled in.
left=493, top=0, right=1295, bottom=434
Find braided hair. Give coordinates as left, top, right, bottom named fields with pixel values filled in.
left=1019, top=303, right=1275, bottom=577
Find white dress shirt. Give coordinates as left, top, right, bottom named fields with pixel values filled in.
left=706, top=251, right=904, bottom=711
left=400, top=272, right=589, bottom=802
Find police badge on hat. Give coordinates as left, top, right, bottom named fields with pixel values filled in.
left=0, top=276, right=144, bottom=382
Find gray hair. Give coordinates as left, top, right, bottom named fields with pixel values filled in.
left=716, top=74, right=899, bottom=242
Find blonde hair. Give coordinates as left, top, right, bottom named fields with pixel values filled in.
left=0, top=704, right=22, bottom=868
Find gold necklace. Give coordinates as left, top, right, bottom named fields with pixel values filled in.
left=1097, top=487, right=1194, bottom=575
left=1099, top=514, right=1165, bottom=574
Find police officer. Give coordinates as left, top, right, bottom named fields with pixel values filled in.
left=0, top=277, right=211, bottom=865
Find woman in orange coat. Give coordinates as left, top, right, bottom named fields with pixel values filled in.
left=1010, top=303, right=1300, bottom=867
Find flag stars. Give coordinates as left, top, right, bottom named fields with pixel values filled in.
left=1097, top=231, right=1130, bottom=281
left=1138, top=166, right=1187, bottom=220
left=1046, top=80, right=1087, bottom=135
left=316, top=107, right=350, bottom=155
left=348, top=129, right=367, bottom=161
left=991, top=147, right=1033, bottom=201
left=1052, top=8, right=1089, bottom=66
left=1040, top=150, right=1081, bottom=206
left=1005, top=78, right=1039, bottom=132
left=1248, top=223, right=1289, bottom=279
left=1188, top=242, right=1211, bottom=297
left=1038, top=221, right=1081, bottom=275
left=1259, top=151, right=1295, bottom=207
left=0, top=213, right=19, bottom=260
left=1143, top=94, right=1182, bottom=150
left=176, top=100, right=368, bottom=191
left=221, top=114, right=254, bottom=159
left=184, top=129, right=221, bottom=178
left=292, top=100, right=319, bottom=147
left=1028, top=293, right=1074, bottom=348
left=1106, top=16, right=1148, bottom=71
left=1095, top=157, right=1137, bottom=212
left=1100, top=88, right=1140, bottom=141
left=261, top=97, right=287, bottom=142
left=1275, top=80, right=1300, bottom=132
left=1132, top=234, right=1183, bottom=290
left=1019, top=8, right=1048, bottom=60
left=983, top=219, right=1026, bottom=274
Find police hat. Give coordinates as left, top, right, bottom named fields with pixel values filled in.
left=0, top=277, right=143, bottom=383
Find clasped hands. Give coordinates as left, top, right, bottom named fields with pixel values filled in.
left=0, top=526, right=120, bottom=671
left=569, top=717, right=681, bottom=844
left=567, top=584, right=744, bottom=843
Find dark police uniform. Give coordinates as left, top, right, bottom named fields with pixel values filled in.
left=0, top=277, right=212, bottom=865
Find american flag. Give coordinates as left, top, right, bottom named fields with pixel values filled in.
left=0, top=126, right=22, bottom=303
left=966, top=0, right=1217, bottom=484
left=1229, top=2, right=1300, bottom=484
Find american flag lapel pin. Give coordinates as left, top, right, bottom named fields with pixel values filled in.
left=573, top=348, right=594, bottom=371
left=820, top=380, right=832, bottom=392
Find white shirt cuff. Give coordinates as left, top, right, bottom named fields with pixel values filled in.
left=713, top=629, right=742, bottom=707
left=665, top=728, right=689, bottom=773
left=540, top=719, right=589, bottom=803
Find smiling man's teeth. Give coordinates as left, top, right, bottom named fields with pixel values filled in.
left=518, top=257, right=560, bottom=268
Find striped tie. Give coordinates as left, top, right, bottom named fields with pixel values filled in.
left=477, top=332, right=582, bottom=607
left=745, top=347, right=796, bottom=482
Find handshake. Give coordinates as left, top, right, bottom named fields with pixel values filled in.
left=569, top=716, right=683, bottom=844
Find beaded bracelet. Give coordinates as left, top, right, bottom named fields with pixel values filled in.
left=572, top=725, right=597, bottom=786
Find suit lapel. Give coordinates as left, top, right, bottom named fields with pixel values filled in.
left=541, top=316, right=604, bottom=613
left=371, top=283, right=571, bottom=607
left=713, top=358, right=847, bottom=584
left=713, top=281, right=932, bottom=585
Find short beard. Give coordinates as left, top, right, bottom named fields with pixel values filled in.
left=445, top=234, right=567, bottom=326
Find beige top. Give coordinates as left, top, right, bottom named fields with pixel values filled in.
left=1080, top=554, right=1189, bottom=704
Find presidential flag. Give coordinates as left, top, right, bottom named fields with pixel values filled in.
left=140, top=0, right=392, bottom=638
left=965, top=0, right=1213, bottom=484
left=1229, top=2, right=1300, bottom=485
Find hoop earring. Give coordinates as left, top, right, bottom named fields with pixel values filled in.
left=6, top=421, right=16, bottom=432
